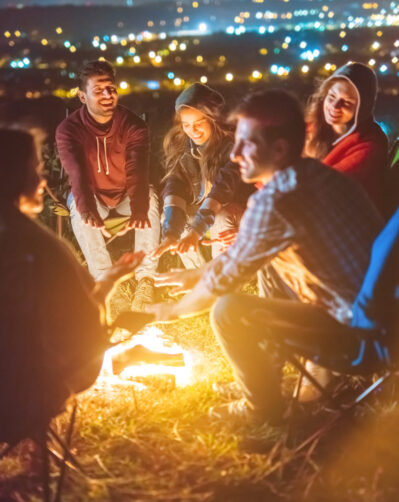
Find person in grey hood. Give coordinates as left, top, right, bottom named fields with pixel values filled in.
left=152, top=83, right=254, bottom=268
left=305, top=62, right=388, bottom=214
left=300, top=62, right=389, bottom=401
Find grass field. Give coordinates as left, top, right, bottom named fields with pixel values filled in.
left=1, top=283, right=399, bottom=501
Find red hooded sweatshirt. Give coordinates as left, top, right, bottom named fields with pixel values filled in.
left=56, top=104, right=149, bottom=217
left=320, top=63, right=388, bottom=214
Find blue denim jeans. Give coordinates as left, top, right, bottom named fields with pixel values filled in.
left=67, top=188, right=160, bottom=280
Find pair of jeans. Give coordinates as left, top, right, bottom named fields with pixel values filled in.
left=67, top=188, right=160, bottom=281
left=211, top=293, right=386, bottom=416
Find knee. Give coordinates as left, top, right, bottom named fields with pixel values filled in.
left=211, top=293, right=244, bottom=333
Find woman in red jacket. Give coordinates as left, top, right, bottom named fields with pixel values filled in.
left=301, top=62, right=389, bottom=401
left=305, top=62, right=388, bottom=214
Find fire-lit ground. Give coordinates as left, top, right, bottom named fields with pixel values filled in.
left=2, top=313, right=399, bottom=502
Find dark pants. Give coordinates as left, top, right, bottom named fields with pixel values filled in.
left=211, top=293, right=386, bottom=415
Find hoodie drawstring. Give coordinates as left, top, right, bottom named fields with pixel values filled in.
left=103, top=137, right=110, bottom=175
left=95, top=136, right=110, bottom=176
left=96, top=137, right=101, bottom=173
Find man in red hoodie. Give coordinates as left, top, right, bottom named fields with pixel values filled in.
left=56, top=60, right=160, bottom=310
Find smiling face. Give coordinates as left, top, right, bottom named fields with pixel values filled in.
left=323, top=79, right=358, bottom=135
left=78, top=74, right=119, bottom=124
left=179, top=107, right=213, bottom=146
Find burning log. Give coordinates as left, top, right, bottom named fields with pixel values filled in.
left=112, top=344, right=185, bottom=375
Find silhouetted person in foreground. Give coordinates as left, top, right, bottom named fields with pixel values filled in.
left=0, top=126, right=143, bottom=443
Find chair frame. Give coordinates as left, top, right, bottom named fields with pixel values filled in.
left=0, top=399, right=85, bottom=502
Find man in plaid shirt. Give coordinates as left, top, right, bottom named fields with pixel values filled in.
left=149, top=90, right=383, bottom=424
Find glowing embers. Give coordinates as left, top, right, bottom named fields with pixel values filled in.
left=99, top=326, right=194, bottom=388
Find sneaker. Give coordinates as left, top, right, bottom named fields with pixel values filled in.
left=131, top=277, right=155, bottom=312
left=208, top=398, right=284, bottom=426
left=212, top=381, right=244, bottom=400
left=297, top=361, right=333, bottom=403
left=108, top=284, right=132, bottom=323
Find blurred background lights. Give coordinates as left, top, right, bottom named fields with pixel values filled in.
left=147, top=81, right=160, bottom=90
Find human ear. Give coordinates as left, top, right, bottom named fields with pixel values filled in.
left=78, top=90, right=86, bottom=104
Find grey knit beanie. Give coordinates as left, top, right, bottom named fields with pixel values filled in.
left=175, top=83, right=225, bottom=115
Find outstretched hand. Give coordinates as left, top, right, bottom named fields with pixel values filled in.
left=93, top=251, right=146, bottom=305
left=81, top=210, right=111, bottom=238
left=104, top=251, right=146, bottom=283
left=126, top=214, right=152, bottom=231
left=176, top=229, right=200, bottom=254
left=150, top=236, right=178, bottom=258
left=153, top=267, right=202, bottom=296
left=202, top=226, right=238, bottom=252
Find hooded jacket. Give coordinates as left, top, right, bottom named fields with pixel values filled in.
left=322, top=63, right=388, bottom=213
left=56, top=104, right=149, bottom=217
left=162, top=83, right=254, bottom=239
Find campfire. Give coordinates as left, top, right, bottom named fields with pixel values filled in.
left=98, top=326, right=194, bottom=389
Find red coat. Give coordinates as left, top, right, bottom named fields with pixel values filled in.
left=323, top=120, right=388, bottom=214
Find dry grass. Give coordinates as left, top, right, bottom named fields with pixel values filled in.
left=2, top=307, right=399, bottom=501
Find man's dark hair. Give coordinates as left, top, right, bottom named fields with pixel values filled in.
left=0, top=128, right=38, bottom=202
left=79, top=60, right=116, bottom=90
left=232, top=89, right=306, bottom=160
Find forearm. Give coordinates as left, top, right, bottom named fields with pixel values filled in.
left=162, top=203, right=186, bottom=239
left=190, top=197, right=222, bottom=236
left=169, top=279, right=217, bottom=319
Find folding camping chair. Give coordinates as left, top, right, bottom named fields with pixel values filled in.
left=385, top=136, right=399, bottom=218
left=252, top=207, right=399, bottom=450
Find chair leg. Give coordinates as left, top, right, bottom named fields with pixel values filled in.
left=52, top=401, right=78, bottom=502
left=40, top=429, right=51, bottom=502
left=294, top=371, right=394, bottom=453
left=283, top=351, right=341, bottom=409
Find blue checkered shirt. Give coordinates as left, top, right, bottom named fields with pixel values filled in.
left=203, top=158, right=384, bottom=324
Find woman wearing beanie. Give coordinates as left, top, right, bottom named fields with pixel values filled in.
left=152, top=82, right=254, bottom=267
left=305, top=62, right=388, bottom=214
